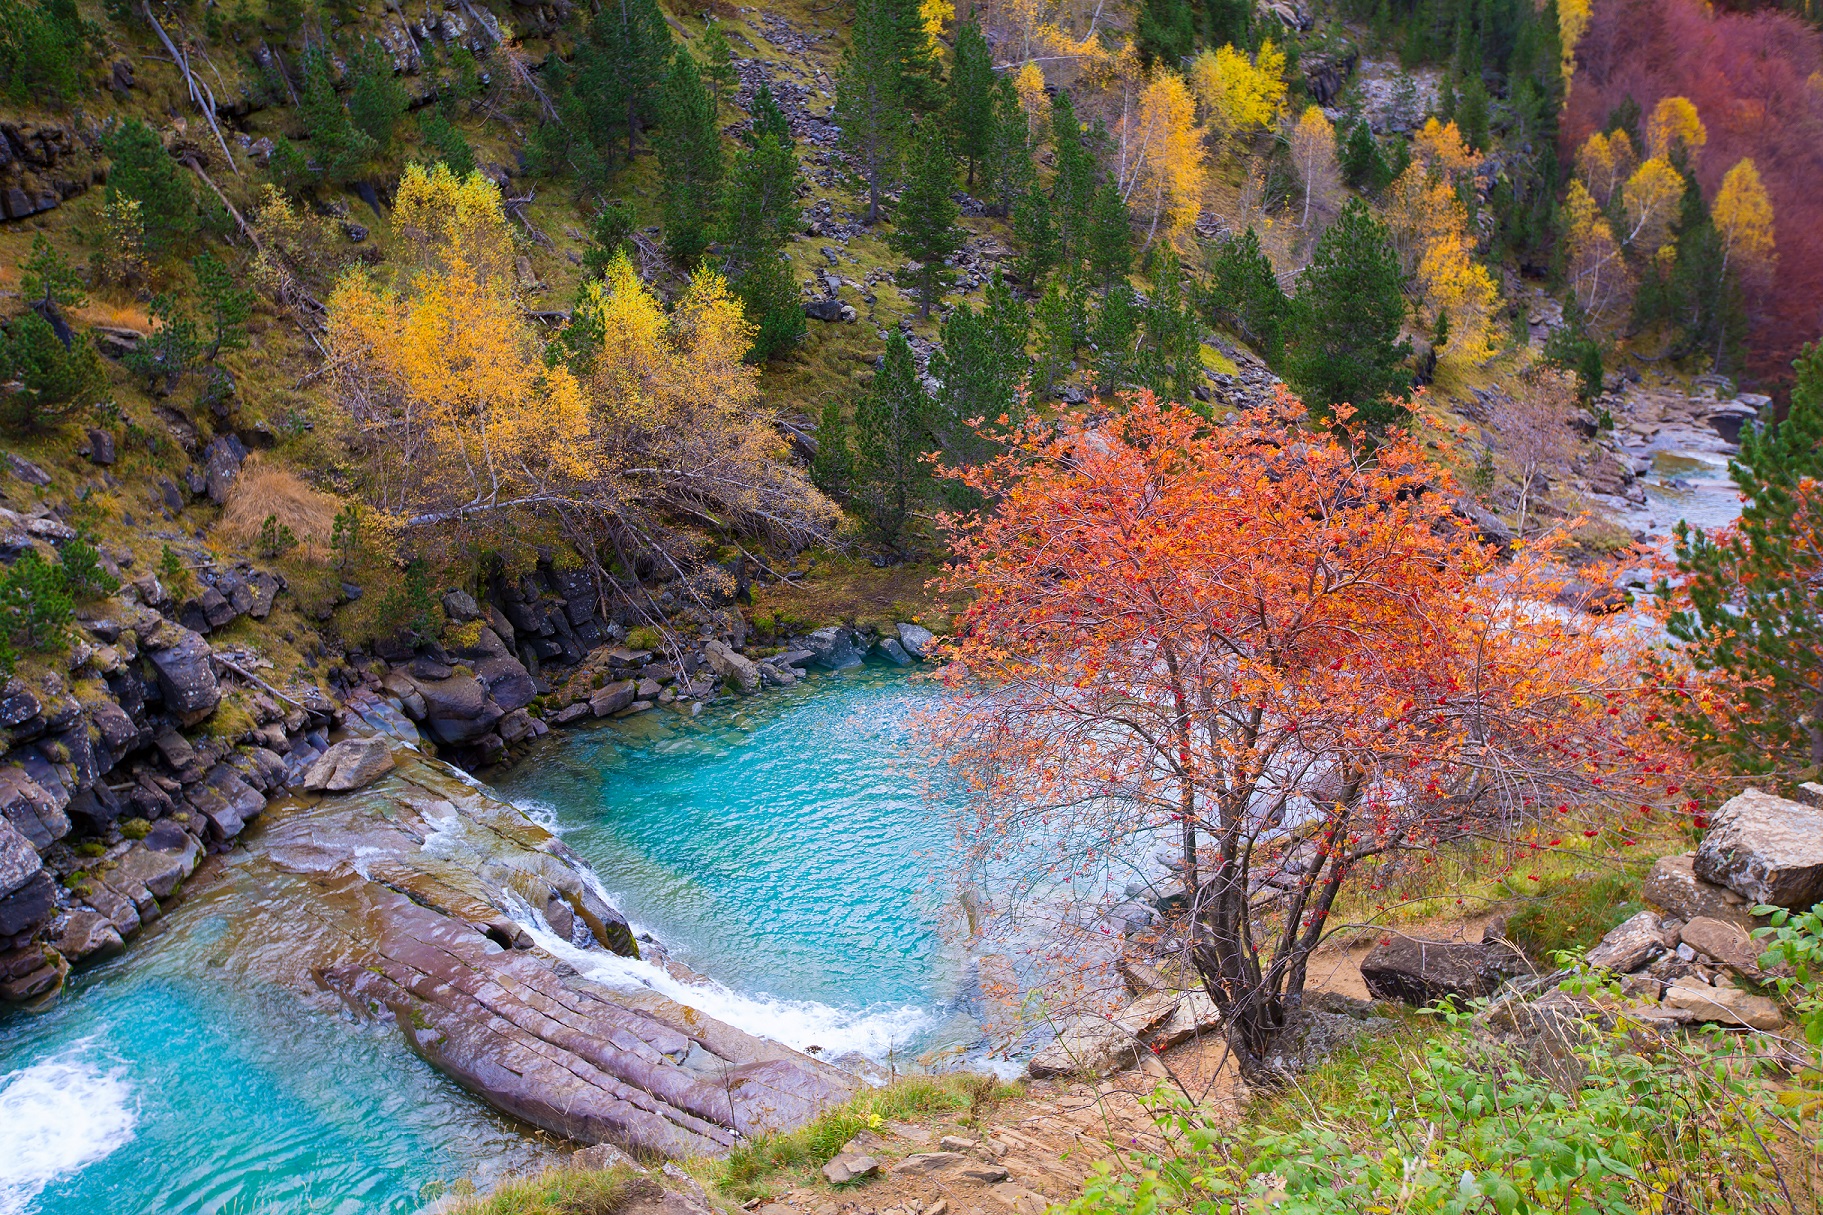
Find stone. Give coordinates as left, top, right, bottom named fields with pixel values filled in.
left=2, top=767, right=75, bottom=853
left=823, top=1153, right=881, bottom=1184
left=875, top=637, right=912, bottom=665
left=988, top=1184, right=1049, bottom=1215
left=1585, top=910, right=1665, bottom=973
left=106, top=834, right=199, bottom=901
left=891, top=1153, right=1009, bottom=1184
left=1679, top=916, right=1770, bottom=979
left=202, top=434, right=247, bottom=506
left=1359, top=936, right=1529, bottom=1005
left=499, top=709, right=534, bottom=744
left=896, top=622, right=935, bottom=659
left=477, top=654, right=537, bottom=711
left=0, top=816, right=42, bottom=898
left=0, top=871, right=56, bottom=936
left=83, top=428, right=116, bottom=465
left=1026, top=991, right=1181, bottom=1078
left=571, top=1141, right=641, bottom=1172
left=413, top=673, right=503, bottom=744
left=1663, top=979, right=1783, bottom=1030
left=703, top=640, right=760, bottom=693
left=554, top=702, right=590, bottom=725
left=1643, top=854, right=1760, bottom=929
left=805, top=627, right=862, bottom=670
left=145, top=626, right=220, bottom=724
left=1145, top=989, right=1222, bottom=1050
left=805, top=297, right=844, bottom=322
left=302, top=737, right=397, bottom=792
left=4, top=453, right=51, bottom=485
left=590, top=680, right=637, bottom=717
left=1694, top=788, right=1823, bottom=910
left=54, top=909, right=123, bottom=961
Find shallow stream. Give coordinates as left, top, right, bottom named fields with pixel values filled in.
left=0, top=665, right=961, bottom=1215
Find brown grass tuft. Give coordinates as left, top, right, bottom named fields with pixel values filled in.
left=220, top=454, right=341, bottom=561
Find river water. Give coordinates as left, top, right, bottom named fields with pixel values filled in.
left=0, top=665, right=965, bottom=1215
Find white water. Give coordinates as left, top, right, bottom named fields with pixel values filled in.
left=0, top=1043, right=137, bottom=1215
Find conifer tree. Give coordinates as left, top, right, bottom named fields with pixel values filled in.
left=1032, top=277, right=1075, bottom=397
left=890, top=121, right=964, bottom=316
left=883, top=0, right=940, bottom=111
left=194, top=251, right=253, bottom=361
left=811, top=399, right=856, bottom=500
left=1087, top=182, right=1132, bottom=292
left=930, top=273, right=1030, bottom=476
left=0, top=311, right=105, bottom=431
left=1137, top=0, right=1195, bottom=67
left=837, top=0, right=908, bottom=225
left=1341, top=118, right=1391, bottom=193
left=1049, top=93, right=1101, bottom=272
left=736, top=251, right=806, bottom=362
left=1136, top=248, right=1200, bottom=405
left=946, top=20, right=995, bottom=189
left=980, top=74, right=1033, bottom=218
left=655, top=48, right=725, bottom=266
left=348, top=37, right=407, bottom=154
left=1666, top=342, right=1823, bottom=778
left=1284, top=198, right=1412, bottom=426
left=747, top=79, right=793, bottom=147
left=555, top=0, right=672, bottom=172
left=102, top=118, right=195, bottom=256
left=1205, top=227, right=1288, bottom=367
left=853, top=331, right=931, bottom=548
left=1092, top=283, right=1140, bottom=392
left=297, top=45, right=376, bottom=185
left=1013, top=189, right=1058, bottom=286
left=701, top=22, right=738, bottom=108
left=720, top=132, right=800, bottom=275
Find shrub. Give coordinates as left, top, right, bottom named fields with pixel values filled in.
left=0, top=0, right=94, bottom=105
left=443, top=1163, right=645, bottom=1215
left=59, top=529, right=118, bottom=602
left=101, top=119, right=196, bottom=257
left=0, top=549, right=74, bottom=650
left=221, top=456, right=339, bottom=561
left=0, top=311, right=108, bottom=431
left=625, top=626, right=663, bottom=652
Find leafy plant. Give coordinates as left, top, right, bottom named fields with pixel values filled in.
left=1755, top=902, right=1823, bottom=1049
left=0, top=310, right=107, bottom=431
left=256, top=514, right=299, bottom=559
left=59, top=529, right=118, bottom=602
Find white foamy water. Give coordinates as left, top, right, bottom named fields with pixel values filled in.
left=508, top=896, right=934, bottom=1063
left=513, top=798, right=569, bottom=836
left=0, top=1044, right=137, bottom=1215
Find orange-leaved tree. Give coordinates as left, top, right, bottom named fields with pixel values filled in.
left=925, top=391, right=1675, bottom=1076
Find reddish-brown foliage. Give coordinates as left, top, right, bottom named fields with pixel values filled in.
left=1565, top=0, right=1823, bottom=388
left=923, top=391, right=1681, bottom=1074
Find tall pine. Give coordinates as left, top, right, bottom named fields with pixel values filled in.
left=836, top=0, right=908, bottom=224
left=890, top=120, right=964, bottom=317
left=930, top=273, right=1031, bottom=485
left=655, top=48, right=725, bottom=266
left=1284, top=198, right=1412, bottom=426
left=853, top=331, right=932, bottom=549
left=946, top=20, right=995, bottom=189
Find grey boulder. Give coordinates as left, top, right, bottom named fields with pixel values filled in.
left=1584, top=910, right=1664, bottom=973
left=1694, top=788, right=1823, bottom=910
left=805, top=627, right=862, bottom=670
left=0, top=817, right=42, bottom=898
left=1360, top=936, right=1529, bottom=1005
left=1643, top=853, right=1761, bottom=929
left=874, top=637, right=912, bottom=665
left=895, top=621, right=935, bottom=659
left=703, top=640, right=760, bottom=693
left=303, top=737, right=397, bottom=792
left=144, top=623, right=221, bottom=724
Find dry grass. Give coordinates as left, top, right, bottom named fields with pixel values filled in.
left=219, top=453, right=341, bottom=561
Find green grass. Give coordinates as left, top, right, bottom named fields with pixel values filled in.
left=1502, top=868, right=1644, bottom=961
left=441, top=1163, right=648, bottom=1215
left=714, top=1073, right=1021, bottom=1203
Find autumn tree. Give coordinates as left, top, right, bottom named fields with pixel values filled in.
left=891, top=120, right=965, bottom=316
left=1118, top=71, right=1205, bottom=247
left=1284, top=199, right=1412, bottom=427
left=1287, top=105, right=1340, bottom=230
left=927, top=392, right=1671, bottom=1076
left=1187, top=41, right=1286, bottom=146
left=1712, top=158, right=1776, bottom=286
left=1562, top=180, right=1630, bottom=325
left=1664, top=341, right=1823, bottom=781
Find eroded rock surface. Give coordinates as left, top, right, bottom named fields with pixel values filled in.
left=230, top=747, right=857, bottom=1156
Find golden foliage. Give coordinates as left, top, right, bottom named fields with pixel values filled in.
left=1287, top=104, right=1339, bottom=229
left=1645, top=96, right=1706, bottom=162
left=1559, top=0, right=1593, bottom=81
left=1187, top=41, right=1287, bottom=141
left=1014, top=62, right=1050, bottom=138
left=918, top=0, right=953, bottom=39
left=1119, top=72, right=1206, bottom=244
left=1381, top=117, right=1496, bottom=374
left=1574, top=129, right=1636, bottom=208
left=220, top=454, right=342, bottom=561
left=1564, top=180, right=1631, bottom=323
left=1620, top=156, right=1684, bottom=256
left=1713, top=157, right=1776, bottom=278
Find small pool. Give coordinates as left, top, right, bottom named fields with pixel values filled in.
left=0, top=664, right=969, bottom=1214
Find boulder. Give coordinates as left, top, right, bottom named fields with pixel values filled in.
left=822, top=1153, right=881, bottom=1184
left=804, top=297, right=844, bottom=322
left=1359, top=936, right=1529, bottom=1005
left=413, top=673, right=503, bottom=744
left=1585, top=910, right=1665, bottom=973
left=590, top=680, right=637, bottom=717
left=202, top=434, right=247, bottom=506
left=1679, top=916, right=1770, bottom=979
left=53, top=909, right=123, bottom=961
left=1694, top=788, right=1823, bottom=909
left=499, top=709, right=534, bottom=744
left=83, top=428, right=116, bottom=465
left=891, top=1153, right=1009, bottom=1184
left=895, top=622, right=935, bottom=659
left=703, top=640, right=760, bottom=693
left=1026, top=991, right=1181, bottom=1078
left=302, top=737, right=397, bottom=792
left=0, top=817, right=42, bottom=898
left=0, top=765, right=67, bottom=852
left=0, top=871, right=56, bottom=936
left=477, top=654, right=537, bottom=711
left=186, top=765, right=266, bottom=841
left=805, top=627, right=862, bottom=670
left=1663, top=978, right=1783, bottom=1030
left=1643, top=853, right=1761, bottom=929
left=874, top=637, right=913, bottom=665
left=105, top=833, right=199, bottom=901
left=145, top=625, right=221, bottom=724
left=1145, top=989, right=1222, bottom=1050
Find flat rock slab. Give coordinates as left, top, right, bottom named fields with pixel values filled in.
left=1360, top=936, right=1529, bottom=1005
left=823, top=1153, right=881, bottom=1184
left=1694, top=788, right=1823, bottom=910
left=891, top=1152, right=1009, bottom=1184
left=1663, top=979, right=1783, bottom=1030
left=220, top=750, right=858, bottom=1157
left=1644, top=853, right=1761, bottom=929
left=1586, top=910, right=1664, bottom=973
left=1026, top=990, right=1182, bottom=1078
left=301, top=737, right=396, bottom=792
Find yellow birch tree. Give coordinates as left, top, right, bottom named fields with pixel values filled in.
left=1713, top=157, right=1776, bottom=282
left=1119, top=72, right=1206, bottom=246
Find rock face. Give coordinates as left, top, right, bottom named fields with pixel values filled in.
left=1360, top=936, right=1529, bottom=1005
left=241, top=749, right=857, bottom=1155
left=1643, top=853, right=1762, bottom=928
left=1585, top=910, right=1665, bottom=973
left=1694, top=788, right=1823, bottom=910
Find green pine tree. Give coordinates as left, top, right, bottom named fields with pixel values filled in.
left=1136, top=0, right=1195, bottom=66
left=0, top=310, right=106, bottom=431
left=0, top=549, right=73, bottom=651
left=1092, top=283, right=1141, bottom=393
left=193, top=251, right=252, bottom=361
left=701, top=22, right=739, bottom=108
left=1013, top=188, right=1058, bottom=287
left=811, top=398, right=856, bottom=501
left=836, top=0, right=908, bottom=224
left=417, top=109, right=476, bottom=177
left=655, top=48, right=726, bottom=266
left=1087, top=182, right=1132, bottom=293
left=0, top=0, right=94, bottom=106
left=297, top=44, right=376, bottom=184
left=719, top=131, right=800, bottom=276
left=946, top=20, right=995, bottom=190
left=1032, top=276, right=1074, bottom=398
left=747, top=79, right=793, bottom=147
left=545, top=0, right=673, bottom=175
left=20, top=234, right=85, bottom=312
left=930, top=272, right=1030, bottom=482
left=1665, top=342, right=1823, bottom=779
left=889, top=120, right=964, bottom=317
left=1284, top=198, right=1413, bottom=427
left=581, top=200, right=638, bottom=278
left=1205, top=227, right=1289, bottom=367
left=1341, top=119, right=1391, bottom=193
left=348, top=37, right=408, bottom=155
left=735, top=251, right=806, bottom=362
left=980, top=74, right=1033, bottom=219
left=1048, top=92, right=1101, bottom=273
left=853, top=330, right=931, bottom=549
left=102, top=118, right=195, bottom=257
left=1136, top=248, right=1200, bottom=405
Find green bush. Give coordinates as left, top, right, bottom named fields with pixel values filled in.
left=0, top=0, right=93, bottom=105
left=102, top=119, right=196, bottom=257
left=59, top=529, right=119, bottom=602
left=0, top=549, right=74, bottom=652
left=1064, top=1009, right=1799, bottom=1215
left=443, top=1162, right=644, bottom=1215
left=0, top=311, right=108, bottom=431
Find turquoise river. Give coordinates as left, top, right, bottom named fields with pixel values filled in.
left=0, top=664, right=967, bottom=1215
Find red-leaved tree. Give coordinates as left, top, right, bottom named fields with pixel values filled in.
left=925, top=392, right=1678, bottom=1076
